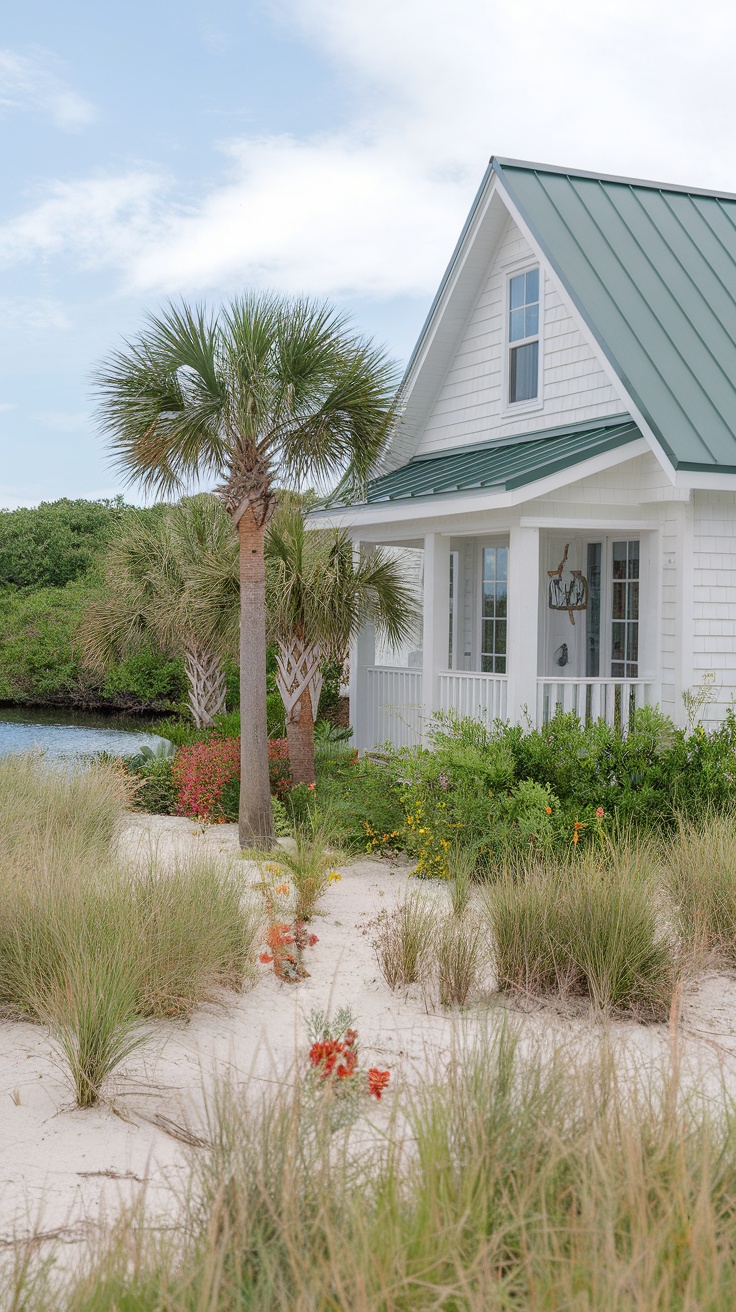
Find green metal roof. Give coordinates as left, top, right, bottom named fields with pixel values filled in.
left=493, top=158, right=736, bottom=473
left=364, top=415, right=640, bottom=504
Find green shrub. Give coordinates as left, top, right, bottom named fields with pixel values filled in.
left=130, top=756, right=177, bottom=815
left=103, top=647, right=187, bottom=708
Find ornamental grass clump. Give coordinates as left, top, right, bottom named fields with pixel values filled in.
left=484, top=844, right=675, bottom=1018
left=0, top=755, right=261, bottom=1105
left=373, top=891, right=437, bottom=990
left=270, top=828, right=336, bottom=922
left=435, top=913, right=485, bottom=1007
left=664, top=811, right=736, bottom=965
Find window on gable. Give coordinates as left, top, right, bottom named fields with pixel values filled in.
left=508, top=267, right=540, bottom=404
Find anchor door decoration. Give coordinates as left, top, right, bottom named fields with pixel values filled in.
left=547, top=544, right=589, bottom=626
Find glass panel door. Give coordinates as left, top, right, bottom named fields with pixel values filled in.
left=610, top=540, right=639, bottom=678
left=480, top=546, right=508, bottom=674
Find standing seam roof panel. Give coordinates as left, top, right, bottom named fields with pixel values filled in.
left=497, top=162, right=736, bottom=470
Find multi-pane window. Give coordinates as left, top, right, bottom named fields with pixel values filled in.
left=508, top=268, right=540, bottom=403
left=610, top=540, right=639, bottom=678
left=481, top=546, right=508, bottom=674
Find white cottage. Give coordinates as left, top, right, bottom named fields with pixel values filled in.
left=312, top=158, right=736, bottom=751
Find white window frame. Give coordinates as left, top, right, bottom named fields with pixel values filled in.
left=501, top=260, right=544, bottom=417
left=475, top=538, right=510, bottom=674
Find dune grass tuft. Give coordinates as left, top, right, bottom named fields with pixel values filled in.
left=665, top=811, right=736, bottom=966
left=484, top=843, right=675, bottom=1018
left=373, top=891, right=437, bottom=990
left=15, top=1020, right=736, bottom=1309
left=0, top=754, right=261, bottom=1105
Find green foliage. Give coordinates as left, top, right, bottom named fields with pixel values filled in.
left=0, top=497, right=129, bottom=591
left=130, top=757, right=177, bottom=815
left=103, top=647, right=187, bottom=708
left=308, top=755, right=406, bottom=853
left=0, top=577, right=93, bottom=702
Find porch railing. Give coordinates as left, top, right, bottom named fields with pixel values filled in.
left=437, top=671, right=508, bottom=723
left=359, top=666, right=423, bottom=751
left=536, top=677, right=655, bottom=733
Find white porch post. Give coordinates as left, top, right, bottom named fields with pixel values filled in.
left=421, top=532, right=451, bottom=738
left=349, top=542, right=376, bottom=752
left=507, top=524, right=540, bottom=724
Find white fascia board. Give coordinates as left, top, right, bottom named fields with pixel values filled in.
left=520, top=516, right=659, bottom=530
left=306, top=436, right=650, bottom=534
left=673, top=469, right=736, bottom=491
left=494, top=178, right=679, bottom=488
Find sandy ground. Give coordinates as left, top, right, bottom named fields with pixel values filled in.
left=4, top=812, right=736, bottom=1255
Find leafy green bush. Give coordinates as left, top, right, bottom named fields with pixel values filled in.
left=0, top=497, right=129, bottom=591
left=103, top=647, right=187, bottom=708
left=130, top=756, right=177, bottom=815
left=310, top=755, right=406, bottom=853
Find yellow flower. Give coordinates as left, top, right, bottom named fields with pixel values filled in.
left=328, top=871, right=342, bottom=882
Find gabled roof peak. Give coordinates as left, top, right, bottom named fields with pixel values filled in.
left=491, top=157, right=736, bottom=204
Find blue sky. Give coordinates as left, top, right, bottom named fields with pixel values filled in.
left=2, top=0, right=736, bottom=508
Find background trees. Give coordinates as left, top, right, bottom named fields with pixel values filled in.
left=82, top=496, right=237, bottom=728
left=95, top=294, right=398, bottom=847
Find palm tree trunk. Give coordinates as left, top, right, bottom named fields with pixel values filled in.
left=183, top=644, right=226, bottom=729
left=286, top=686, right=317, bottom=786
left=238, top=508, right=275, bottom=847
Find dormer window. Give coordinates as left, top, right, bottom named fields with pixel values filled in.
left=508, top=267, right=540, bottom=403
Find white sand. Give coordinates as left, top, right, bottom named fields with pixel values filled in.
left=3, top=812, right=736, bottom=1254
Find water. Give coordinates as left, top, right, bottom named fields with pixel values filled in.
left=0, top=705, right=171, bottom=760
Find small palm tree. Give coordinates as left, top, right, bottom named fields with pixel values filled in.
left=264, top=497, right=419, bottom=784
left=82, top=496, right=236, bottom=728
left=94, top=295, right=398, bottom=846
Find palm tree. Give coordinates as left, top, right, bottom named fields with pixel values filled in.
left=94, top=295, right=398, bottom=846
left=82, top=495, right=237, bottom=728
left=264, top=496, right=420, bottom=785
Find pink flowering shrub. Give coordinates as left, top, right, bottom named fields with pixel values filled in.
left=172, top=739, right=240, bottom=821
left=172, top=736, right=292, bottom=821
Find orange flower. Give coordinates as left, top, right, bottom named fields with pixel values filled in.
left=275, top=883, right=290, bottom=896
left=367, top=1068, right=391, bottom=1099
left=595, top=807, right=604, bottom=819
left=259, top=951, right=273, bottom=964
left=572, top=831, right=579, bottom=845
left=545, top=806, right=552, bottom=814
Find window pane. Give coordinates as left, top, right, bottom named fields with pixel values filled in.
left=483, top=547, right=495, bottom=582
left=626, top=625, right=639, bottom=665
left=497, top=547, right=508, bottom=580
left=525, top=303, right=539, bottom=338
left=525, top=267, right=539, bottom=303
left=611, top=622, right=625, bottom=666
left=509, top=273, right=525, bottom=309
left=586, top=542, right=601, bottom=677
left=481, top=653, right=493, bottom=674
left=496, top=655, right=507, bottom=674
left=612, top=581, right=626, bottom=620
left=630, top=581, right=639, bottom=620
left=628, top=542, right=640, bottom=579
left=612, top=542, right=627, bottom=579
left=496, top=620, right=507, bottom=654
left=509, top=307, right=525, bottom=343
left=482, top=587, right=496, bottom=619
left=509, top=341, right=539, bottom=402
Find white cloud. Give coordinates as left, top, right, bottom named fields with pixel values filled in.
left=0, top=297, right=70, bottom=331
left=2, top=1, right=736, bottom=302
left=0, top=47, right=95, bottom=130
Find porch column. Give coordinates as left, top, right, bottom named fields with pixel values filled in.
left=421, top=532, right=451, bottom=737
left=507, top=525, right=540, bottom=724
left=348, top=542, right=375, bottom=752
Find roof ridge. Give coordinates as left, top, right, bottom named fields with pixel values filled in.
left=492, top=157, right=736, bottom=204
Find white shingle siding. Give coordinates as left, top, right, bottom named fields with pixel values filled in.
left=415, top=218, right=623, bottom=458
left=690, top=491, right=736, bottom=724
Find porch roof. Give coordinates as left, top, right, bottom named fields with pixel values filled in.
left=360, top=414, right=640, bottom=504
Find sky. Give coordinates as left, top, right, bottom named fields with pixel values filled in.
left=2, top=0, right=736, bottom=508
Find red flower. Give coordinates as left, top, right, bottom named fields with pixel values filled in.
left=259, top=952, right=273, bottom=964
left=367, top=1069, right=390, bottom=1100
left=308, top=933, right=319, bottom=947
left=596, top=807, right=605, bottom=819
